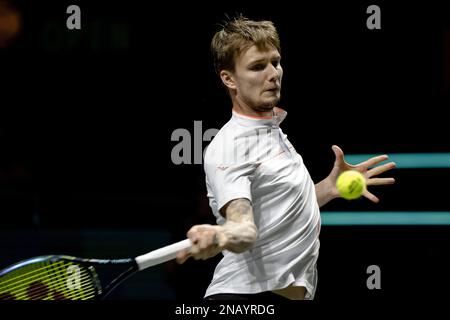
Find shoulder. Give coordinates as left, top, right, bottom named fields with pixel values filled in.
left=204, top=120, right=237, bottom=165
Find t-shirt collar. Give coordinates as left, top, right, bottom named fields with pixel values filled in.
left=232, top=107, right=287, bottom=127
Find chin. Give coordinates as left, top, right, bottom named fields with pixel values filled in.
left=255, top=104, right=275, bottom=112
left=262, top=98, right=280, bottom=109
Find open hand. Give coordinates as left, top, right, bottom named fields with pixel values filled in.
left=328, top=145, right=396, bottom=203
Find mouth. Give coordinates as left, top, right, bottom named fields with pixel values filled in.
left=265, top=87, right=280, bottom=93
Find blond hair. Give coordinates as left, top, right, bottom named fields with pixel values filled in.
left=211, top=16, right=281, bottom=74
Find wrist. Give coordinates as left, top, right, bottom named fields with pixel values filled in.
left=326, top=175, right=340, bottom=200
left=212, top=225, right=228, bottom=248
left=316, top=175, right=340, bottom=207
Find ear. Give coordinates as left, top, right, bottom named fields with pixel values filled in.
left=219, top=70, right=236, bottom=90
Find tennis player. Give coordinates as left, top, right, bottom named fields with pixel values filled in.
left=176, top=16, right=396, bottom=300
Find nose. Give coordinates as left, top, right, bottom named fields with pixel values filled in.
left=267, top=64, right=281, bottom=83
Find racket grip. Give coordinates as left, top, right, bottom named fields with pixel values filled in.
left=135, top=239, right=192, bottom=270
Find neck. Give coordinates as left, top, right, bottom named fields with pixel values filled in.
left=231, top=97, right=274, bottom=118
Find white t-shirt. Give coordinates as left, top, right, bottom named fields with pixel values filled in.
left=203, top=107, right=321, bottom=300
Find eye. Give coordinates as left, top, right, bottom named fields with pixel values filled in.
left=271, top=59, right=280, bottom=67
left=250, top=64, right=265, bottom=71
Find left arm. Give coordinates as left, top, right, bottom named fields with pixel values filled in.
left=316, top=145, right=396, bottom=207
left=315, top=177, right=339, bottom=207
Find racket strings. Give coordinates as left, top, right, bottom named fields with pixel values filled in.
left=19, top=262, right=95, bottom=300
left=0, top=260, right=97, bottom=300
left=2, top=261, right=68, bottom=299
left=1, top=261, right=95, bottom=300
left=1, top=260, right=68, bottom=287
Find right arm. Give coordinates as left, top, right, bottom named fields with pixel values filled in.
left=218, top=198, right=258, bottom=253
left=176, top=198, right=258, bottom=263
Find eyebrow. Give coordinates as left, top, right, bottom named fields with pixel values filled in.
left=248, top=55, right=281, bottom=65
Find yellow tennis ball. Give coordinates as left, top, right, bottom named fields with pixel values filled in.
left=336, top=170, right=366, bottom=200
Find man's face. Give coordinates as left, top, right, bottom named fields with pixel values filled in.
left=229, top=45, right=283, bottom=112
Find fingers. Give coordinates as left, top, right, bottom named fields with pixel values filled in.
left=363, top=189, right=379, bottom=203
left=184, top=225, right=222, bottom=261
left=357, top=155, right=389, bottom=169
left=198, top=229, right=216, bottom=250
left=366, top=177, right=396, bottom=186
left=176, top=249, right=191, bottom=264
left=367, top=162, right=396, bottom=177
left=332, top=150, right=395, bottom=203
left=361, top=162, right=395, bottom=201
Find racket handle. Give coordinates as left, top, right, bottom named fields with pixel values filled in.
left=135, top=239, right=192, bottom=270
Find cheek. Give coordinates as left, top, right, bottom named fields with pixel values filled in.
left=249, top=78, right=264, bottom=91
left=278, top=67, right=284, bottom=79
left=239, top=76, right=261, bottom=92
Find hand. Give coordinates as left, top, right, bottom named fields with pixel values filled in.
left=176, top=224, right=226, bottom=264
left=328, top=145, right=396, bottom=203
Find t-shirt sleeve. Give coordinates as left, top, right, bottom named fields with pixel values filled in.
left=204, top=159, right=257, bottom=212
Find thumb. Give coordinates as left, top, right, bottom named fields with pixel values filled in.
left=332, top=145, right=344, bottom=166
left=176, top=249, right=191, bottom=264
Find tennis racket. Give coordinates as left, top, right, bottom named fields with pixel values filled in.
left=0, top=238, right=191, bottom=300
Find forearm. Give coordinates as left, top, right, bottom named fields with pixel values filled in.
left=218, top=221, right=258, bottom=253
left=218, top=198, right=258, bottom=253
left=315, top=176, right=340, bottom=207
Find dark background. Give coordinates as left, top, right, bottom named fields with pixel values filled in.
left=1, top=0, right=449, bottom=307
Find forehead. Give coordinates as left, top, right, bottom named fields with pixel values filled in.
left=237, top=45, right=280, bottom=65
